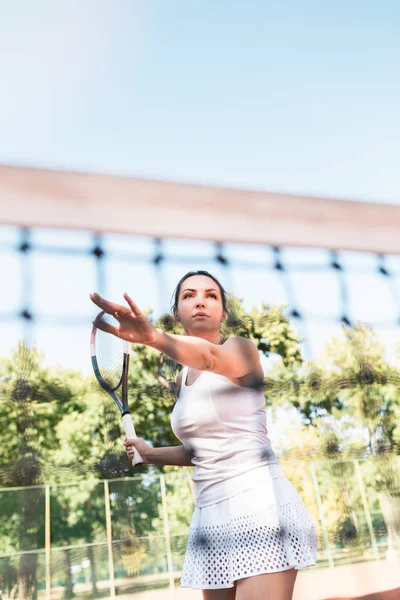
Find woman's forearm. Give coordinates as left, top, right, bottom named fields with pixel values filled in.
left=149, top=330, right=215, bottom=371
left=146, top=444, right=194, bottom=467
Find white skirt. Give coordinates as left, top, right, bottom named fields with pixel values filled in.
left=180, top=466, right=318, bottom=590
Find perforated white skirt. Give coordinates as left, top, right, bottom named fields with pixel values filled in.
left=180, top=466, right=318, bottom=590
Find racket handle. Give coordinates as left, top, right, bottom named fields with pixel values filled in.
left=122, top=413, right=144, bottom=466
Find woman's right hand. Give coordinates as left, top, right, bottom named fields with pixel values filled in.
left=123, top=437, right=152, bottom=464
left=90, top=292, right=159, bottom=346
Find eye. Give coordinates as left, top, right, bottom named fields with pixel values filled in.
left=183, top=293, right=193, bottom=299
left=208, top=294, right=217, bottom=299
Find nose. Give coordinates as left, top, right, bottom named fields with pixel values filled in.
left=196, top=299, right=206, bottom=308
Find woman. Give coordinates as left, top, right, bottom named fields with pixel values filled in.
left=90, top=270, right=317, bottom=600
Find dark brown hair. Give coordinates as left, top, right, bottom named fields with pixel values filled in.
left=171, top=270, right=228, bottom=316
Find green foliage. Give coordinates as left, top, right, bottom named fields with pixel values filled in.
left=222, top=296, right=303, bottom=367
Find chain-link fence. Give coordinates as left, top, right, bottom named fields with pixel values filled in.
left=1, top=457, right=399, bottom=599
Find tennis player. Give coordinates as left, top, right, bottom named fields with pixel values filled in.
left=91, top=270, right=317, bottom=600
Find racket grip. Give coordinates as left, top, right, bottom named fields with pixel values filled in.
left=122, top=413, right=144, bottom=466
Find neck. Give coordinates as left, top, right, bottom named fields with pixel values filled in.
left=185, top=330, right=225, bottom=345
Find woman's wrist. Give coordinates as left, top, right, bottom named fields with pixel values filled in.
left=145, top=445, right=159, bottom=464
left=147, top=328, right=166, bottom=350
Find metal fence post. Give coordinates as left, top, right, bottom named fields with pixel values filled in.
left=310, top=462, right=335, bottom=568
left=353, top=459, right=380, bottom=560
left=45, top=485, right=51, bottom=600
left=160, top=474, right=175, bottom=591
left=104, top=480, right=116, bottom=599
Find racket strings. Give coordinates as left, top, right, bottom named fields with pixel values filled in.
left=95, top=314, right=125, bottom=390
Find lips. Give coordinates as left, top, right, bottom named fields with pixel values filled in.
left=193, top=312, right=209, bottom=317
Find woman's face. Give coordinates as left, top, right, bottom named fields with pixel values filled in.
left=175, top=275, right=226, bottom=336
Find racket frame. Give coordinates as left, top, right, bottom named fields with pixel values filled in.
left=91, top=315, right=143, bottom=466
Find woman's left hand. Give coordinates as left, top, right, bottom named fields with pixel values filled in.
left=90, top=292, right=159, bottom=345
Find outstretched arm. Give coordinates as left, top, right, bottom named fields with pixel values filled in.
left=149, top=331, right=262, bottom=382
left=90, top=292, right=262, bottom=381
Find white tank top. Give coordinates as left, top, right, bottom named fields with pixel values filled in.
left=170, top=366, right=279, bottom=508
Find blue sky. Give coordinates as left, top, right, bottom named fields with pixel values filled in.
left=1, top=1, right=400, bottom=373
left=1, top=1, right=399, bottom=201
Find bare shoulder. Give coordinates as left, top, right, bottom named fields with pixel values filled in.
left=210, top=335, right=263, bottom=384
left=224, top=336, right=260, bottom=360
left=208, top=335, right=262, bottom=380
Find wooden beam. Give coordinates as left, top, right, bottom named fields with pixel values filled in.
left=1, top=164, right=400, bottom=253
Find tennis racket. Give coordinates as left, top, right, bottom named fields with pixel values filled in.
left=91, top=311, right=143, bottom=466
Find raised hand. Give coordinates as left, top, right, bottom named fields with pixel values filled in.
left=90, top=292, right=159, bottom=345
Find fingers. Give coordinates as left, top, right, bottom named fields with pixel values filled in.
left=90, top=293, right=127, bottom=316
left=123, top=292, right=142, bottom=317
left=123, top=438, right=138, bottom=447
left=123, top=438, right=147, bottom=464
left=123, top=438, right=140, bottom=460
left=91, top=292, right=141, bottom=320
left=92, top=315, right=120, bottom=337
